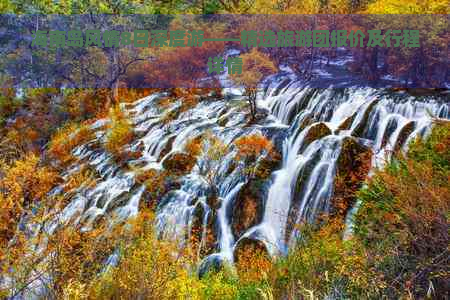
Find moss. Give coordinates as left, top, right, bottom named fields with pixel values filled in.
left=300, top=122, right=332, bottom=154
left=104, top=107, right=134, bottom=159
left=337, top=112, right=356, bottom=131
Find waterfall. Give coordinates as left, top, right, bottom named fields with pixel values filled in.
left=44, top=83, right=448, bottom=269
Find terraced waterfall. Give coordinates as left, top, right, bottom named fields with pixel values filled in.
left=48, top=83, right=449, bottom=273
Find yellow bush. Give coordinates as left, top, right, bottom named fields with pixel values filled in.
left=104, top=106, right=134, bottom=158
left=0, top=154, right=60, bottom=255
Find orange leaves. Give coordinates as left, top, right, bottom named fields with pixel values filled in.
left=136, top=168, right=168, bottom=204
left=0, top=153, right=60, bottom=256
left=235, top=246, right=273, bottom=284
left=185, top=136, right=203, bottom=157
left=234, top=133, right=274, bottom=161
left=104, top=106, right=134, bottom=159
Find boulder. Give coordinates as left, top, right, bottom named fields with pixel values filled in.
left=162, top=152, right=196, bottom=176
left=299, top=122, right=332, bottom=154
left=231, top=179, right=267, bottom=239
left=190, top=202, right=219, bottom=258
left=332, top=137, right=372, bottom=217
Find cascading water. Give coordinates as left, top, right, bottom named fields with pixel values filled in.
left=44, top=81, right=448, bottom=273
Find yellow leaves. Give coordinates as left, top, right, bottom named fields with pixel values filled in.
left=0, top=153, right=60, bottom=248
left=205, top=132, right=229, bottom=162
left=104, top=105, right=134, bottom=158
left=365, top=0, right=449, bottom=14
left=236, top=246, right=273, bottom=284
left=230, top=48, right=277, bottom=88
left=65, top=166, right=96, bottom=191
left=62, top=279, right=88, bottom=300
left=166, top=269, right=205, bottom=300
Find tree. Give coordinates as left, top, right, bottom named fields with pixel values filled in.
left=229, top=48, right=277, bottom=121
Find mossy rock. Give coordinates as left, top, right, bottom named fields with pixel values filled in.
left=206, top=193, right=221, bottom=210
left=394, top=121, right=415, bottom=152
left=337, top=112, right=357, bottom=131
left=198, top=254, right=225, bottom=278
left=298, top=115, right=315, bottom=132
left=351, top=99, right=380, bottom=138
left=231, top=179, right=266, bottom=239
left=254, top=152, right=282, bottom=180
left=285, top=150, right=322, bottom=242
left=190, top=202, right=219, bottom=258
left=332, top=137, right=372, bottom=217
left=378, top=117, right=399, bottom=150
left=217, top=115, right=229, bottom=127
left=284, top=89, right=318, bottom=124
left=162, top=152, right=196, bottom=176
left=299, top=122, right=332, bottom=154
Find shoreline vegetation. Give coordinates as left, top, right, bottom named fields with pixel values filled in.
left=1, top=117, right=448, bottom=299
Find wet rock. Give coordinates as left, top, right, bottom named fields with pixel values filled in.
left=379, top=117, right=399, bottom=149
left=297, top=114, right=315, bottom=132
left=224, top=160, right=237, bottom=177
left=299, top=122, right=332, bottom=154
left=337, top=112, right=356, bottom=131
left=158, top=136, right=176, bottom=161
left=332, top=137, right=372, bottom=217
left=351, top=99, right=380, bottom=138
left=217, top=115, right=229, bottom=127
left=190, top=201, right=219, bottom=258
left=285, top=150, right=322, bottom=242
left=162, top=152, right=197, bottom=175
left=286, top=89, right=318, bottom=124
left=104, top=187, right=138, bottom=212
left=394, top=121, right=415, bottom=152
left=261, top=126, right=288, bottom=155
left=270, top=78, right=291, bottom=97
left=254, top=153, right=282, bottom=180
left=206, top=193, right=221, bottom=210
left=231, top=179, right=267, bottom=239
left=233, top=237, right=270, bottom=264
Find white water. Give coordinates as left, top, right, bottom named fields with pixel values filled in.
left=43, top=84, right=450, bottom=269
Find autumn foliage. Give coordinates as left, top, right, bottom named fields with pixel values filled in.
left=104, top=105, right=135, bottom=159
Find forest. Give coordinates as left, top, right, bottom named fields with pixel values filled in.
left=0, top=1, right=449, bottom=299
